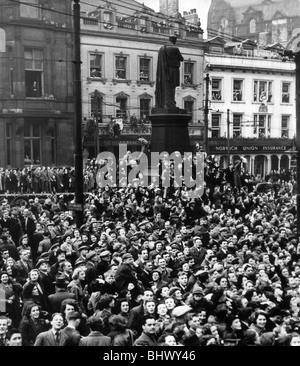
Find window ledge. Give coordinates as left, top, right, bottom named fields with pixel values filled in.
left=181, top=83, right=198, bottom=90
left=112, top=79, right=131, bottom=85
left=136, top=80, right=154, bottom=87
left=231, top=100, right=245, bottom=103
left=87, top=77, right=107, bottom=84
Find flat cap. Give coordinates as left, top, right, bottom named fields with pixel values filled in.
left=172, top=305, right=192, bottom=318
left=86, top=251, right=97, bottom=260
left=99, top=250, right=111, bottom=257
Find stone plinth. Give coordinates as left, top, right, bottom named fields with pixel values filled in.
left=149, top=108, right=192, bottom=155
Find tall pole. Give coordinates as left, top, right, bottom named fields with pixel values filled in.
left=295, top=54, right=300, bottom=238
left=203, top=73, right=210, bottom=154
left=227, top=108, right=230, bottom=166
left=73, top=0, right=84, bottom=228
left=94, top=90, right=100, bottom=157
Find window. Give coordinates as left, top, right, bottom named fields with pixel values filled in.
left=115, top=56, right=127, bottom=79
left=233, top=114, right=242, bottom=137
left=20, top=0, right=40, bottom=19
left=254, top=114, right=271, bottom=138
left=140, top=98, right=150, bottom=118
left=254, top=80, right=272, bottom=103
left=25, top=48, right=43, bottom=97
left=282, top=82, right=290, bottom=103
left=103, top=12, right=112, bottom=23
left=116, top=96, right=128, bottom=118
left=184, top=62, right=194, bottom=85
left=6, top=123, right=11, bottom=166
left=211, top=78, right=222, bottom=100
left=211, top=114, right=221, bottom=138
left=139, top=58, right=150, bottom=81
left=90, top=54, right=102, bottom=78
left=233, top=79, right=243, bottom=101
left=24, top=121, right=41, bottom=165
left=281, top=115, right=290, bottom=138
left=249, top=19, right=256, bottom=33
left=103, top=12, right=113, bottom=28
left=184, top=99, right=194, bottom=122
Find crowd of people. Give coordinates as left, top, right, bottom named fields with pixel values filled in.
left=0, top=153, right=299, bottom=347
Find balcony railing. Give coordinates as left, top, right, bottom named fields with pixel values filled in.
left=96, top=123, right=203, bottom=137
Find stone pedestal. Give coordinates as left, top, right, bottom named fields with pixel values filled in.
left=149, top=108, right=192, bottom=155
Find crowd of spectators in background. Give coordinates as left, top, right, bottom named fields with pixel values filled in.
left=0, top=152, right=299, bottom=346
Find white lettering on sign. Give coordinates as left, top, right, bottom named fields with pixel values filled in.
left=262, top=146, right=287, bottom=151
left=243, top=146, right=259, bottom=151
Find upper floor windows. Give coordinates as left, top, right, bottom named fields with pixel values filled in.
left=254, top=80, right=273, bottom=103
left=282, top=82, right=291, bottom=103
left=139, top=58, right=151, bottom=82
left=233, top=79, right=243, bottom=101
left=184, top=62, right=195, bottom=85
left=115, top=56, right=127, bottom=80
left=25, top=48, right=43, bottom=97
left=20, top=0, right=40, bottom=19
left=211, top=78, right=222, bottom=101
left=90, top=54, right=102, bottom=78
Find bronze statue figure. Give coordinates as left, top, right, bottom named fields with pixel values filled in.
left=155, top=34, right=184, bottom=109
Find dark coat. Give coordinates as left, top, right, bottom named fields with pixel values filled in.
left=48, top=289, right=76, bottom=314
left=133, top=331, right=158, bottom=346
left=127, top=303, right=145, bottom=336
left=19, top=318, right=49, bottom=346
left=114, top=263, right=138, bottom=293
left=189, top=246, right=207, bottom=269
left=79, top=331, right=111, bottom=346
left=21, top=216, right=36, bottom=238
left=61, top=326, right=81, bottom=346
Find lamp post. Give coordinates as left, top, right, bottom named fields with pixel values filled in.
left=73, top=0, right=84, bottom=228
left=227, top=108, right=230, bottom=166
left=285, top=31, right=300, bottom=238
left=93, top=89, right=101, bottom=157
left=203, top=73, right=210, bottom=154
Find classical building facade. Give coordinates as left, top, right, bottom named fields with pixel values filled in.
left=0, top=0, right=75, bottom=168
left=204, top=36, right=296, bottom=177
left=79, top=0, right=204, bottom=160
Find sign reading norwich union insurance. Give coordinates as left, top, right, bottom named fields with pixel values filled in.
left=209, top=144, right=291, bottom=154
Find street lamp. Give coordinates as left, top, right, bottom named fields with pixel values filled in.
left=285, top=30, right=300, bottom=238
left=73, top=0, right=84, bottom=228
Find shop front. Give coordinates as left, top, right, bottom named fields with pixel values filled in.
left=209, top=139, right=294, bottom=177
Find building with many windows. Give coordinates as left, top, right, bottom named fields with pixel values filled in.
left=0, top=0, right=75, bottom=168
left=207, top=0, right=300, bottom=47
left=204, top=36, right=296, bottom=177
